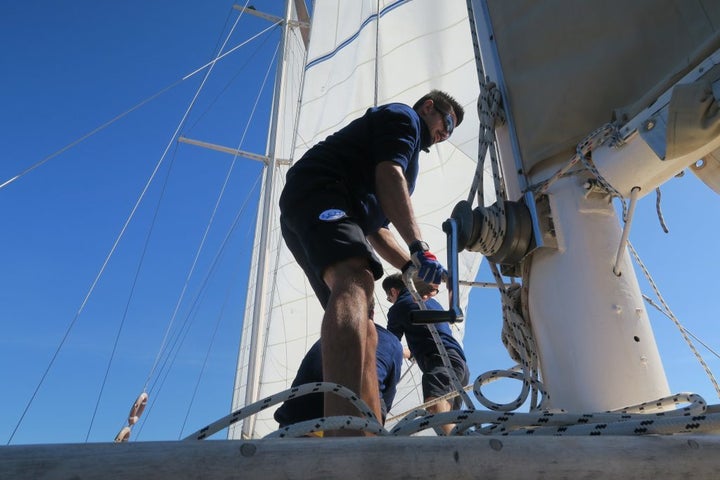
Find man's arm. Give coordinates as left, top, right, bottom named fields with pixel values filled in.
left=374, top=161, right=422, bottom=246
left=367, top=228, right=409, bottom=269
left=385, top=307, right=405, bottom=342
left=375, top=160, right=447, bottom=285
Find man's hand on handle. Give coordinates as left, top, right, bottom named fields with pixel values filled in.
left=405, top=240, right=447, bottom=285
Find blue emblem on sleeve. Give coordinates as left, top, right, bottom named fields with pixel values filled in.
left=319, top=209, right=347, bottom=222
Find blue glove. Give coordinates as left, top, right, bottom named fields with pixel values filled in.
left=408, top=241, right=447, bottom=285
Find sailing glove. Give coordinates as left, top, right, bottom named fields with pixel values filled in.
left=407, top=240, right=447, bottom=285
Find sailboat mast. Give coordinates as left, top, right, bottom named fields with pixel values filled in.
left=239, top=0, right=296, bottom=439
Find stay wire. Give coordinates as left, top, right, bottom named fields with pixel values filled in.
left=178, top=175, right=265, bottom=438
left=6, top=2, right=268, bottom=447
left=642, top=295, right=720, bottom=362
left=86, top=141, right=183, bottom=442
left=141, top=8, right=265, bottom=393
left=142, top=37, right=279, bottom=431
left=628, top=241, right=720, bottom=398
left=0, top=20, right=277, bottom=193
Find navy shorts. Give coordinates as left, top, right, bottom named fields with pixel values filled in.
left=279, top=178, right=384, bottom=308
left=420, top=348, right=469, bottom=409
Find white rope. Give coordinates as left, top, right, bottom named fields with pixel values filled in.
left=533, top=123, right=621, bottom=197
left=386, top=385, right=473, bottom=424
left=402, top=269, right=475, bottom=410
left=142, top=10, right=258, bottom=393
left=184, top=382, right=382, bottom=440
left=268, top=416, right=386, bottom=438
left=655, top=186, right=670, bottom=233
left=629, top=242, right=720, bottom=399
left=0, top=16, right=279, bottom=193
left=187, top=381, right=719, bottom=439
left=474, top=365, right=547, bottom=412
left=479, top=262, right=545, bottom=412
left=390, top=392, right=719, bottom=437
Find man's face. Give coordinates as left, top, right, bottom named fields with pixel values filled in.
left=419, top=99, right=456, bottom=145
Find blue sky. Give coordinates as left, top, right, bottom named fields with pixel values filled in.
left=2, top=1, right=719, bottom=445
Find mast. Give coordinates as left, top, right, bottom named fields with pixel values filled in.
left=235, top=0, right=301, bottom=439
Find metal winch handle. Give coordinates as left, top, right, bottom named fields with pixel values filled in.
left=408, top=217, right=464, bottom=324
left=401, top=225, right=473, bottom=412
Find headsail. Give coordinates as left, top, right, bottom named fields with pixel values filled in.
left=231, top=0, right=487, bottom=438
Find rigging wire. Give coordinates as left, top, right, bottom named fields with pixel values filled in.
left=84, top=141, right=182, bottom=443
left=119, top=166, right=264, bottom=440
left=141, top=6, right=275, bottom=395
left=146, top=45, right=280, bottom=398
left=642, top=295, right=720, bottom=362
left=139, top=34, right=281, bottom=438
left=185, top=7, right=280, bottom=134
left=0, top=23, right=278, bottom=194
left=0, top=81, right=180, bottom=192
left=628, top=241, right=720, bottom=398
left=177, top=173, right=265, bottom=439
left=5, top=0, right=274, bottom=446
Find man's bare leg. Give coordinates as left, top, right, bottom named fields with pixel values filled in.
left=426, top=398, right=454, bottom=435
left=322, top=257, right=382, bottom=436
left=361, top=316, right=379, bottom=426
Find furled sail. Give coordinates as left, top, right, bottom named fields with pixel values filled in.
left=230, top=0, right=487, bottom=439
left=481, top=0, right=720, bottom=179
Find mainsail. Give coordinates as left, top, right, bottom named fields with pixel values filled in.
left=231, top=0, right=487, bottom=438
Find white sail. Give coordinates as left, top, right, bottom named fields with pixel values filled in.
left=5, top=2, right=720, bottom=477
left=231, top=0, right=487, bottom=438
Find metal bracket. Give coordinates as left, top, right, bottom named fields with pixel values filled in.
left=533, top=193, right=558, bottom=251
left=637, top=110, right=668, bottom=160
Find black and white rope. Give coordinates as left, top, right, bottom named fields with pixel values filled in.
left=387, top=392, right=720, bottom=436
left=451, top=393, right=715, bottom=436
left=532, top=123, right=620, bottom=197
left=183, top=382, right=380, bottom=440
left=483, top=261, right=545, bottom=411
left=403, top=269, right=475, bottom=410
left=186, top=380, right=719, bottom=439
left=268, top=415, right=387, bottom=438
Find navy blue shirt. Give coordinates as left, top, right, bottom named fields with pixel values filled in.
left=387, top=290, right=466, bottom=373
left=285, top=103, right=432, bottom=234
left=274, top=323, right=404, bottom=427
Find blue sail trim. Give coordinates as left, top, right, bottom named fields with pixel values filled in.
left=305, top=0, right=410, bottom=71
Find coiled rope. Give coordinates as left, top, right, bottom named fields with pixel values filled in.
left=187, top=382, right=719, bottom=438
left=184, top=382, right=384, bottom=440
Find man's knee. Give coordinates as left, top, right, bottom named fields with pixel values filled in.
left=323, top=257, right=375, bottom=292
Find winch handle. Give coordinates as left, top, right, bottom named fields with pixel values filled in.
left=408, top=217, right=464, bottom=324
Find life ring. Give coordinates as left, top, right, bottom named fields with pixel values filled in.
left=128, top=392, right=148, bottom=426
left=114, top=426, right=131, bottom=443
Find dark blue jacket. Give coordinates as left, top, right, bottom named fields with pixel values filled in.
left=274, top=323, right=403, bottom=427
left=387, top=290, right=466, bottom=373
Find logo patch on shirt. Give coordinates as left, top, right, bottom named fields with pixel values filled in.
left=319, top=209, right=347, bottom=222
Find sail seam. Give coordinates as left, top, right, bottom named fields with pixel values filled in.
left=305, top=0, right=410, bottom=70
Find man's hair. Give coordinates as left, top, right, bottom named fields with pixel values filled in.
left=381, top=272, right=436, bottom=297
left=412, top=90, right=465, bottom=126
left=381, top=273, right=406, bottom=294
